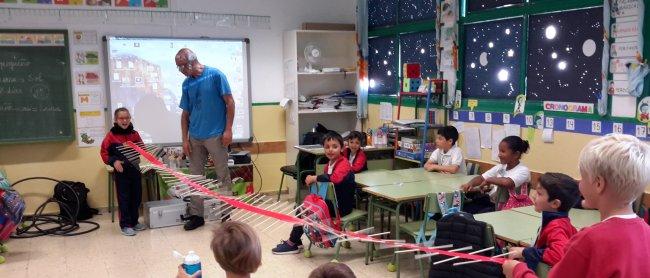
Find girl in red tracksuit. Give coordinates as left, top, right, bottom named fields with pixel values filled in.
left=272, top=132, right=355, bottom=255
left=343, top=131, right=368, bottom=173
left=100, top=108, right=144, bottom=236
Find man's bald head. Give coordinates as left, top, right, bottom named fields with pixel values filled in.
left=175, top=48, right=197, bottom=64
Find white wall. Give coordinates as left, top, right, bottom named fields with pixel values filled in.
left=0, top=0, right=356, bottom=102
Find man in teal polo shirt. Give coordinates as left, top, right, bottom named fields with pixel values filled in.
left=176, top=48, right=235, bottom=230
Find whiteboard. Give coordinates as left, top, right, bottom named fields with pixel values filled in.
left=105, top=36, right=252, bottom=144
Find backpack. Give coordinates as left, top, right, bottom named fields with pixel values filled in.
left=53, top=181, right=99, bottom=221
left=301, top=193, right=341, bottom=249
left=429, top=212, right=503, bottom=278
left=0, top=188, right=25, bottom=241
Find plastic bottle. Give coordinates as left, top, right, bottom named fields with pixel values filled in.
left=183, top=251, right=202, bottom=277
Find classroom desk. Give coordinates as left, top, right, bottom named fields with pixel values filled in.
left=392, top=168, right=474, bottom=184
left=293, top=145, right=394, bottom=203
left=355, top=170, right=422, bottom=187
left=363, top=175, right=477, bottom=272
left=475, top=207, right=601, bottom=247
left=474, top=209, right=541, bottom=246
left=511, top=206, right=600, bottom=229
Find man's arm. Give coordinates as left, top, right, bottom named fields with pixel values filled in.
left=181, top=110, right=191, bottom=155
left=222, top=94, right=235, bottom=147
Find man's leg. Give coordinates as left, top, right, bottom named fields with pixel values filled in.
left=185, top=137, right=208, bottom=230
left=203, top=136, right=233, bottom=221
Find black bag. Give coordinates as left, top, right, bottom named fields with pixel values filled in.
left=53, top=181, right=99, bottom=221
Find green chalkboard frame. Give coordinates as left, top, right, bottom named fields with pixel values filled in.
left=0, top=29, right=74, bottom=144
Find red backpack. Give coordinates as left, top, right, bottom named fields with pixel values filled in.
left=301, top=193, right=341, bottom=248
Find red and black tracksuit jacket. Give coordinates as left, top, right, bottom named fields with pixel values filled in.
left=316, top=156, right=355, bottom=217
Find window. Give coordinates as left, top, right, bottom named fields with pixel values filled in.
left=467, top=0, right=524, bottom=12
left=463, top=18, right=523, bottom=99
left=368, top=36, right=398, bottom=95
left=526, top=7, right=603, bottom=103
left=115, top=60, right=122, bottom=69
left=400, top=30, right=437, bottom=78
left=399, top=0, right=436, bottom=24
left=369, top=0, right=397, bottom=28
left=113, top=72, right=120, bottom=81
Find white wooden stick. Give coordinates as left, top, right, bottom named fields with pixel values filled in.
left=433, top=246, right=491, bottom=265
left=254, top=204, right=299, bottom=229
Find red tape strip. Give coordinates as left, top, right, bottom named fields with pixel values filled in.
left=126, top=142, right=506, bottom=265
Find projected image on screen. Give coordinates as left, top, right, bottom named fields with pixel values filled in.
left=106, top=37, right=251, bottom=144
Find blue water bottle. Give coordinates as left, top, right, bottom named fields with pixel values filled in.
left=183, top=251, right=202, bottom=277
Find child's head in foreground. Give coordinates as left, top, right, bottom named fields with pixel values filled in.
left=435, top=126, right=459, bottom=151
left=578, top=134, right=650, bottom=210
left=534, top=173, right=580, bottom=213
left=309, top=262, right=356, bottom=278
left=211, top=221, right=261, bottom=276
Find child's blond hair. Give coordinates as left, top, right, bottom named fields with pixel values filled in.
left=579, top=134, right=650, bottom=204
left=211, top=221, right=261, bottom=275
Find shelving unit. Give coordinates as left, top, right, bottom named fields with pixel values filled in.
left=283, top=30, right=358, bottom=162
left=392, top=79, right=448, bottom=167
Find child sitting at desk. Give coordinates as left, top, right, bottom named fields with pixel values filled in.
left=100, top=108, right=145, bottom=236
left=424, top=126, right=465, bottom=174
left=460, top=136, right=531, bottom=213
left=343, top=131, right=368, bottom=173
left=272, top=131, right=355, bottom=255
left=503, top=134, right=650, bottom=278
left=508, top=173, right=580, bottom=270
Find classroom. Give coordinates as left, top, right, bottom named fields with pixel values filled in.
left=0, top=0, right=649, bottom=277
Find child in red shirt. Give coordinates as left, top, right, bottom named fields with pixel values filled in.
left=100, top=108, right=145, bottom=236
left=507, top=173, right=580, bottom=270
left=272, top=132, right=355, bottom=255
left=503, top=134, right=650, bottom=278
left=343, top=131, right=367, bottom=173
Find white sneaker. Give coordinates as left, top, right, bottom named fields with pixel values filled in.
left=133, top=223, right=147, bottom=231
left=121, top=227, right=136, bottom=236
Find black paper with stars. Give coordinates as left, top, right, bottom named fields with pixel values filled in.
left=463, top=18, right=523, bottom=99
left=401, top=30, right=437, bottom=78
left=527, top=7, right=603, bottom=103
left=399, top=0, right=436, bottom=24
left=369, top=36, right=398, bottom=95
left=369, top=0, right=397, bottom=28
left=468, top=0, right=523, bottom=12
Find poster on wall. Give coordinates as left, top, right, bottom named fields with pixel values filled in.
left=73, top=50, right=99, bottom=65
left=86, top=0, right=111, bottom=5
left=74, top=70, right=101, bottom=85
left=77, top=127, right=104, bottom=147
left=54, top=0, right=84, bottom=5
left=75, top=107, right=105, bottom=147
left=611, top=0, right=640, bottom=18
left=638, top=97, right=650, bottom=123
left=72, top=30, right=98, bottom=45
left=75, top=90, right=103, bottom=107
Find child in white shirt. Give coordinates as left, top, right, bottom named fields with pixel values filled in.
left=424, top=126, right=466, bottom=174
left=460, top=136, right=531, bottom=213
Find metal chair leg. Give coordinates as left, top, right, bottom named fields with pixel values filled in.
left=277, top=173, right=285, bottom=201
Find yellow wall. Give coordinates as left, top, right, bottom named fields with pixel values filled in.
left=365, top=103, right=598, bottom=179
left=0, top=105, right=286, bottom=214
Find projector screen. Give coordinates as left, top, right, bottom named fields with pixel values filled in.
left=105, top=36, right=251, bottom=144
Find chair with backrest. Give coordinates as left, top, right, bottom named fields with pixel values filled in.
left=466, top=161, right=481, bottom=175
left=303, top=179, right=368, bottom=262
left=277, top=153, right=316, bottom=201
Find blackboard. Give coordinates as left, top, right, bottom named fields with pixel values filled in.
left=0, top=30, right=74, bottom=144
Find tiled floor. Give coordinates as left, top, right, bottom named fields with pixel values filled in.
left=0, top=211, right=423, bottom=277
